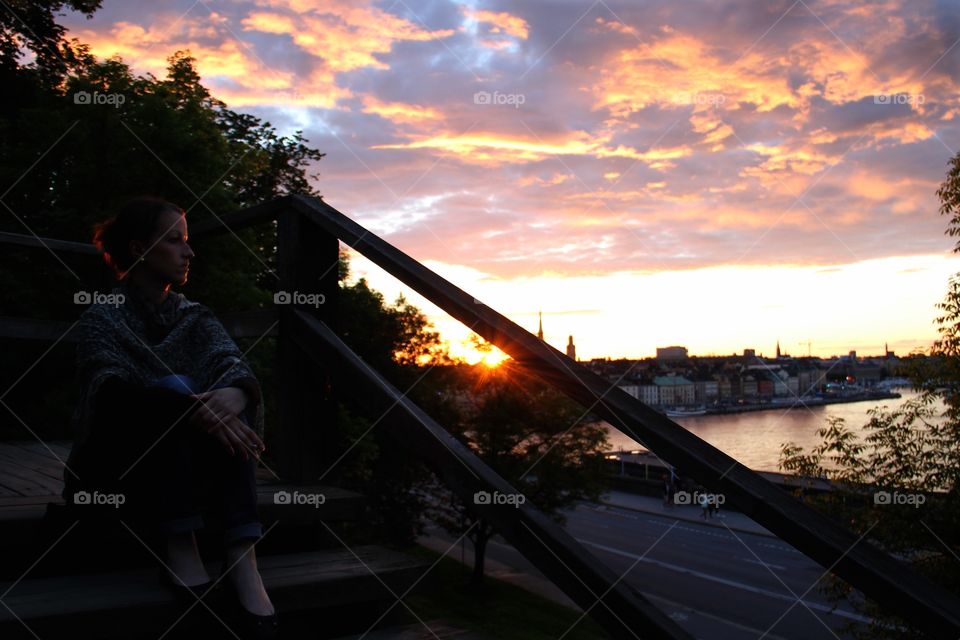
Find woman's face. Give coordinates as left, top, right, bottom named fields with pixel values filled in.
left=130, top=210, right=195, bottom=285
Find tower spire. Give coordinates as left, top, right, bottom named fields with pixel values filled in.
left=776, top=340, right=781, bottom=358
left=537, top=309, right=543, bottom=340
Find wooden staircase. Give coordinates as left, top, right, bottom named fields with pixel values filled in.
left=0, top=441, right=443, bottom=639
left=2, top=194, right=959, bottom=639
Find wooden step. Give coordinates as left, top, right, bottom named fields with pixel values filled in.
left=0, top=546, right=433, bottom=639
left=2, top=483, right=365, bottom=523
left=0, top=484, right=366, bottom=578
left=333, top=620, right=487, bottom=639
left=0, top=438, right=368, bottom=577
left=0, top=440, right=366, bottom=525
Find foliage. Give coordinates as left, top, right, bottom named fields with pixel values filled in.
left=0, top=6, right=325, bottom=437
left=425, top=358, right=609, bottom=583
left=778, top=155, right=960, bottom=639
left=332, top=252, right=461, bottom=546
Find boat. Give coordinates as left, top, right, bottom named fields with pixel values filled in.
left=664, top=406, right=707, bottom=417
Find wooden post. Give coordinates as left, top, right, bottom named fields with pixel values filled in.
left=276, top=206, right=340, bottom=484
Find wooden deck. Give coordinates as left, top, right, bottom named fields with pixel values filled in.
left=0, top=439, right=365, bottom=519
left=0, top=437, right=369, bottom=581
left=0, top=439, right=447, bottom=639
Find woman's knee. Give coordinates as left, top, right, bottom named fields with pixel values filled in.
left=147, top=374, right=201, bottom=395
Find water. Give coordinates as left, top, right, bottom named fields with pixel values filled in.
left=603, top=389, right=939, bottom=472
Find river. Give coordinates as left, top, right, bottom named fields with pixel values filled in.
left=603, top=389, right=941, bottom=472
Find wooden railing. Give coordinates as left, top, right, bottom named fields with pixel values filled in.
left=2, top=194, right=960, bottom=638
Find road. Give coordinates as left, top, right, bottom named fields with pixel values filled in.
left=421, top=502, right=869, bottom=639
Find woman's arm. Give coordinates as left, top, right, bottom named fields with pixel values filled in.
left=94, top=377, right=264, bottom=459
left=92, top=376, right=203, bottom=444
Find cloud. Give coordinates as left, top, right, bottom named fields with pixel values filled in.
left=60, top=0, right=960, bottom=281
left=461, top=7, right=530, bottom=40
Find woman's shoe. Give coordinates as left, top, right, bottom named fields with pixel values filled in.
left=157, top=566, right=217, bottom=607
left=218, top=560, right=279, bottom=639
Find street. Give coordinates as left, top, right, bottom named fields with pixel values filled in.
left=420, top=501, right=869, bottom=639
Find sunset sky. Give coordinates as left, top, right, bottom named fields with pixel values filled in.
left=61, top=0, right=960, bottom=362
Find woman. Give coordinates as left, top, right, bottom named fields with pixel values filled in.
left=62, top=196, right=278, bottom=636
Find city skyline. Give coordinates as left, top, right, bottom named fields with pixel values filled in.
left=59, top=0, right=960, bottom=363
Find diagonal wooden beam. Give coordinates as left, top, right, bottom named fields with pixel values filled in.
left=288, top=307, right=693, bottom=640
left=288, top=193, right=960, bottom=639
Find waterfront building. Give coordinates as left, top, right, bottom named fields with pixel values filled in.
left=638, top=383, right=659, bottom=405
left=654, top=374, right=695, bottom=405
left=692, top=376, right=719, bottom=403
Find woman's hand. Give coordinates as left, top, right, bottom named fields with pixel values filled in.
left=189, top=387, right=247, bottom=428
left=197, top=412, right=265, bottom=460
left=187, top=387, right=264, bottom=459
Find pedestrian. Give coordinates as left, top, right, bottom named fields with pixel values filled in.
left=662, top=473, right=673, bottom=508
left=699, top=491, right=709, bottom=519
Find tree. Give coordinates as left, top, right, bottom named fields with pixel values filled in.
left=332, top=250, right=462, bottom=546
left=0, top=5, right=325, bottom=439
left=778, top=153, right=960, bottom=639
left=426, top=356, right=610, bottom=584
left=0, top=1, right=100, bottom=86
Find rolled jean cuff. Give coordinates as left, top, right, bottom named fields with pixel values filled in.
left=158, top=514, right=205, bottom=536
left=224, top=521, right=263, bottom=545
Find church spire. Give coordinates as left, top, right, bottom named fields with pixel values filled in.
left=776, top=340, right=781, bottom=358
left=537, top=309, right=543, bottom=340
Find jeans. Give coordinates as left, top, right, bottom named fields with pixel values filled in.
left=137, top=374, right=263, bottom=546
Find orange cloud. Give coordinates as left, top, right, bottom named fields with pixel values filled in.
left=70, top=19, right=313, bottom=106
left=462, top=8, right=530, bottom=40
left=517, top=173, right=572, bottom=187
left=361, top=95, right=445, bottom=125
left=242, top=6, right=455, bottom=74
left=71, top=1, right=457, bottom=110
left=372, top=130, right=691, bottom=167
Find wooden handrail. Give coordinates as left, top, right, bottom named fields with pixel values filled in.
left=0, top=311, right=279, bottom=342
left=287, top=307, right=692, bottom=640
left=0, top=231, right=99, bottom=255
left=0, top=199, right=284, bottom=256
left=7, top=194, right=960, bottom=637
left=287, top=193, right=960, bottom=639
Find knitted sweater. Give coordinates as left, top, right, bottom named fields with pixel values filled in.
left=66, top=280, right=265, bottom=474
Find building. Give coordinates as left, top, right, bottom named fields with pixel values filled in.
left=566, top=335, right=576, bottom=360
left=654, top=374, right=695, bottom=406
left=692, top=376, right=719, bottom=403
left=638, top=383, right=659, bottom=405
left=741, top=374, right=758, bottom=397
left=656, top=346, right=688, bottom=361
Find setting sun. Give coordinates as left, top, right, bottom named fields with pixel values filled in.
left=479, top=350, right=509, bottom=368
